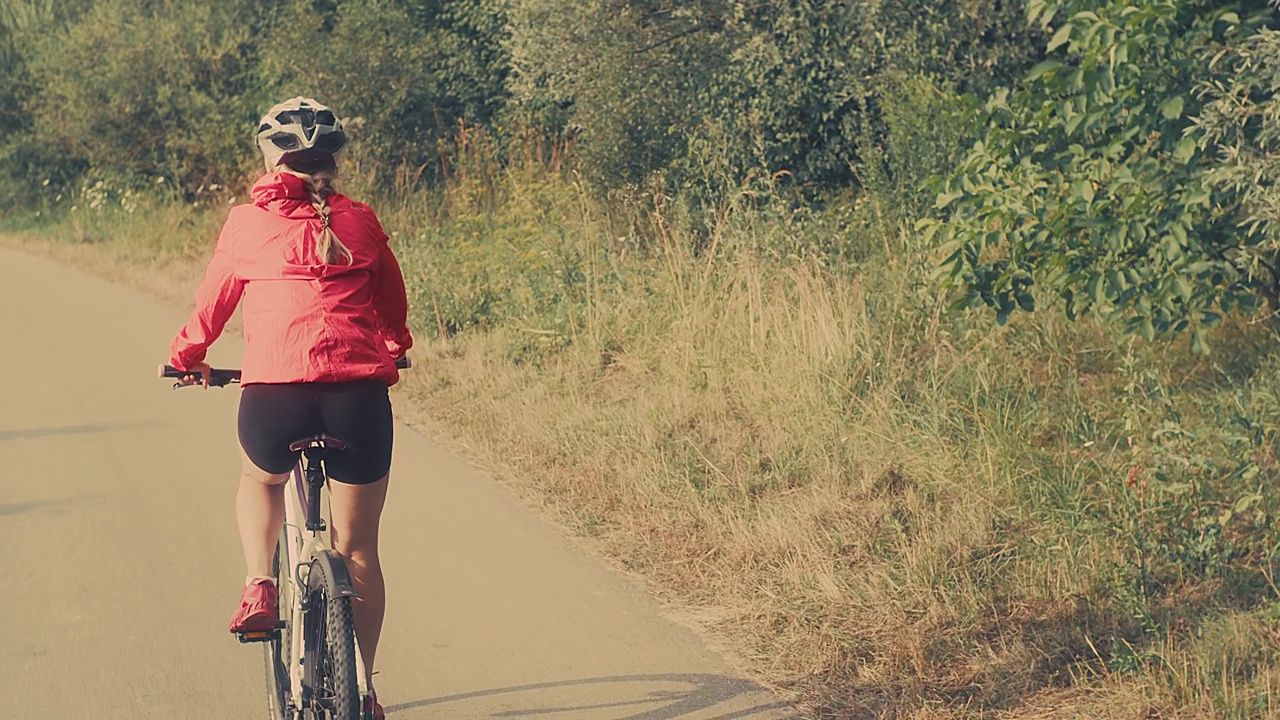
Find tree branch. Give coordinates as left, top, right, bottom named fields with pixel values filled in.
left=632, top=22, right=719, bottom=55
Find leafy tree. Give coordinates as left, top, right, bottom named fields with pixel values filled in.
left=1196, top=26, right=1280, bottom=307
left=507, top=0, right=1040, bottom=191
left=708, top=0, right=1043, bottom=190
left=22, top=0, right=278, bottom=190
left=0, top=0, right=97, bottom=208
left=928, top=0, right=1277, bottom=353
left=260, top=0, right=510, bottom=179
left=505, top=0, right=732, bottom=187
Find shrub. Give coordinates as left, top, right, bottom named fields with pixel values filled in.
left=259, top=0, right=511, bottom=183
left=928, top=0, right=1277, bottom=353
left=506, top=0, right=1040, bottom=193
left=22, top=0, right=273, bottom=191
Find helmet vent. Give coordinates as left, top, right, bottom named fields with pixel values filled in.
left=275, top=110, right=317, bottom=129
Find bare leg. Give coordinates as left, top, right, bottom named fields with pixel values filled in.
left=327, top=474, right=389, bottom=684
left=237, top=448, right=290, bottom=580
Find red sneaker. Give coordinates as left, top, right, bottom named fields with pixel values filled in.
left=363, top=690, right=385, bottom=720
left=229, top=578, right=278, bottom=633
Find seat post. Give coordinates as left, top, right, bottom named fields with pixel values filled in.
left=302, top=445, right=328, bottom=532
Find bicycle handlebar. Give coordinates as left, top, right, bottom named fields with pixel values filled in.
left=159, top=356, right=410, bottom=389
left=158, top=365, right=242, bottom=387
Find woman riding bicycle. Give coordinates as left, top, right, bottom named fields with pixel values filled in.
left=168, top=97, right=412, bottom=720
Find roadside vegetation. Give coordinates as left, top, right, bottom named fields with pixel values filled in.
left=4, top=1, right=1280, bottom=717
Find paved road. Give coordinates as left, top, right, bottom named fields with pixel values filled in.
left=0, top=248, right=796, bottom=719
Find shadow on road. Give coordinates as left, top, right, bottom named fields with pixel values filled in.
left=0, top=495, right=109, bottom=517
left=0, top=420, right=166, bottom=442
left=385, top=672, right=798, bottom=719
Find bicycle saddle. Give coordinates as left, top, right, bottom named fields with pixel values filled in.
left=288, top=434, right=348, bottom=452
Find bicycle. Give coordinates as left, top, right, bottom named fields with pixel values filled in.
left=160, top=359, right=409, bottom=720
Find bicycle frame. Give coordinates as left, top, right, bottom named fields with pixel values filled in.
left=278, top=441, right=369, bottom=717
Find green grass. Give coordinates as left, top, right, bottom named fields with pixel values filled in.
left=5, top=164, right=1280, bottom=719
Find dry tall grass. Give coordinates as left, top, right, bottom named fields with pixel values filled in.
left=5, top=158, right=1279, bottom=719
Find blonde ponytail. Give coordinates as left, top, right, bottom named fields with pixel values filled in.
left=300, top=169, right=353, bottom=266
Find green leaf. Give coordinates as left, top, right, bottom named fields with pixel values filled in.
left=1015, top=289, right=1035, bottom=312
left=1184, top=186, right=1210, bottom=207
left=1107, top=225, right=1127, bottom=252
left=1027, top=0, right=1046, bottom=25
left=1107, top=270, right=1127, bottom=297
left=1069, top=68, right=1085, bottom=93
left=1160, top=96, right=1184, bottom=120
left=1047, top=23, right=1073, bottom=52
left=1139, top=317, right=1156, bottom=341
left=1065, top=112, right=1085, bottom=136
left=1026, top=60, right=1067, bottom=82
left=1084, top=274, right=1101, bottom=304
left=935, top=190, right=964, bottom=209
left=919, top=221, right=942, bottom=245
left=1174, top=136, right=1197, bottom=163
left=1191, top=329, right=1210, bottom=355
left=1233, top=491, right=1261, bottom=514
left=1174, top=276, right=1192, bottom=301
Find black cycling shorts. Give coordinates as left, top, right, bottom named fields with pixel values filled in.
left=238, top=380, right=393, bottom=485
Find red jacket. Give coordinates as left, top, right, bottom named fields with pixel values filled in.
left=170, top=172, right=413, bottom=386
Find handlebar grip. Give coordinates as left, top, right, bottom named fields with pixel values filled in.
left=395, top=356, right=411, bottom=370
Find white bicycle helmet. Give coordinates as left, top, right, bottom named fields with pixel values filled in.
left=256, top=96, right=346, bottom=170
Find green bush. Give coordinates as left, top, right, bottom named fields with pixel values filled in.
left=1197, top=27, right=1280, bottom=308
left=22, top=0, right=273, bottom=191
left=928, top=0, right=1277, bottom=352
left=505, top=0, right=726, bottom=188
left=260, top=0, right=510, bottom=182
left=507, top=0, right=1041, bottom=192
left=855, top=73, right=980, bottom=224
left=396, top=175, right=593, bottom=348
left=0, top=0, right=95, bottom=209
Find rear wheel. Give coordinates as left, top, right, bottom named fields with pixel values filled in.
left=304, top=557, right=359, bottom=719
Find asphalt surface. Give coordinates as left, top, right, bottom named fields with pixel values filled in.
left=0, top=248, right=797, bottom=719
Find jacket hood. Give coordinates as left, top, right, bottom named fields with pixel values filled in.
left=251, top=172, right=350, bottom=219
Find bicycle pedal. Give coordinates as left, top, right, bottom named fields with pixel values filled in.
left=235, top=621, right=285, bottom=644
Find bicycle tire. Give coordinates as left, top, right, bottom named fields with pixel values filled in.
left=264, top=537, right=291, bottom=719
left=303, top=557, right=359, bottom=720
